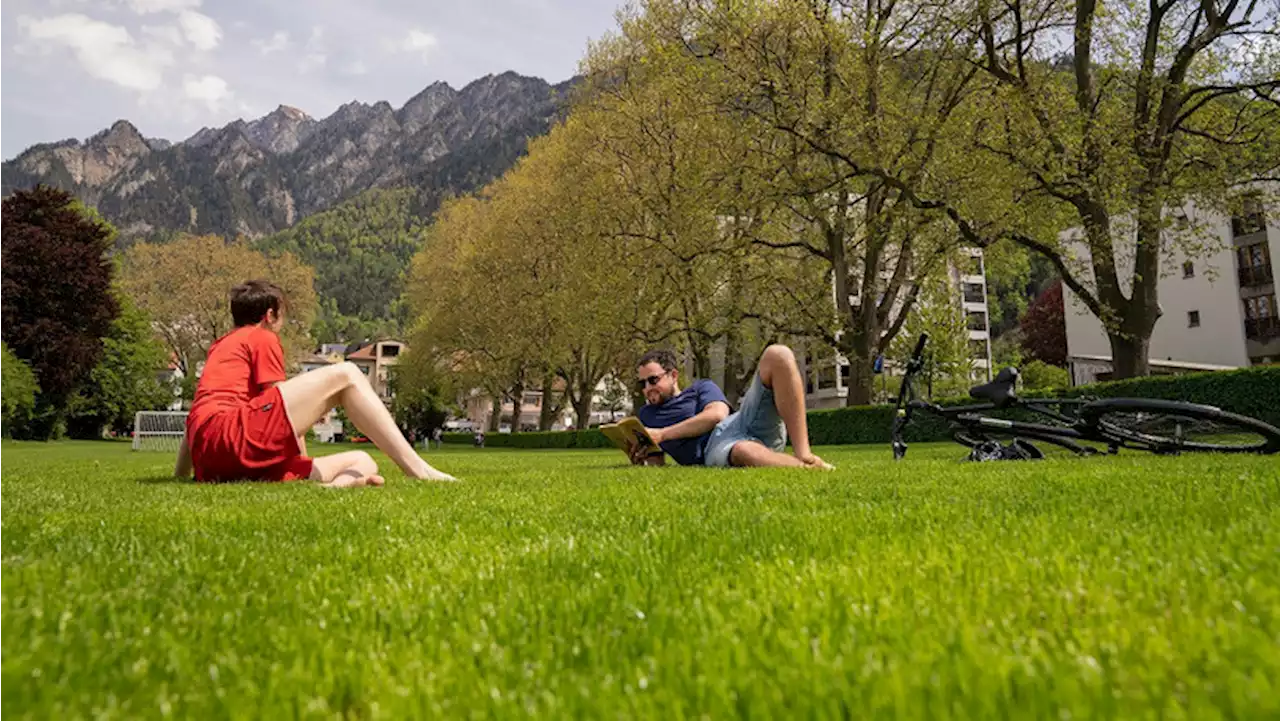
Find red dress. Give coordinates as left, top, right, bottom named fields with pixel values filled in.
left=187, top=326, right=313, bottom=482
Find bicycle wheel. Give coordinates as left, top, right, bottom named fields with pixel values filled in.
left=1081, top=398, right=1280, bottom=454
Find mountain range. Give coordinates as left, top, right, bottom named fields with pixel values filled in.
left=2, top=71, right=576, bottom=243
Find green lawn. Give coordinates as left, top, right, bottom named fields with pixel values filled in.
left=3, top=441, right=1278, bottom=719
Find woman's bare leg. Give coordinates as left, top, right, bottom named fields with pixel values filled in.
left=277, top=363, right=456, bottom=481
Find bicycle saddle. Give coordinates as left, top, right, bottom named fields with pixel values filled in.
left=969, top=367, right=1019, bottom=408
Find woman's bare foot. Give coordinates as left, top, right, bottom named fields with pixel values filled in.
left=321, top=473, right=385, bottom=488
left=405, top=456, right=458, bottom=481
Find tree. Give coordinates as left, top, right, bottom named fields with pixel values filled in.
left=2, top=343, right=40, bottom=435
left=889, top=276, right=975, bottom=399
left=1, top=185, right=119, bottom=439
left=958, top=0, right=1280, bottom=377
left=65, top=292, right=174, bottom=439
left=1020, top=280, right=1067, bottom=367
left=120, top=234, right=318, bottom=381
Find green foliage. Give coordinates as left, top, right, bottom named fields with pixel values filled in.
left=1, top=342, right=40, bottom=435
left=66, top=293, right=174, bottom=438
left=1019, top=360, right=1070, bottom=393
left=4, top=441, right=1278, bottom=717
left=253, top=189, right=428, bottom=336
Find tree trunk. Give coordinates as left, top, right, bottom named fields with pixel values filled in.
left=1108, top=331, right=1151, bottom=378
left=538, top=372, right=558, bottom=431
left=843, top=326, right=877, bottom=406
left=574, top=385, right=593, bottom=430
left=722, top=325, right=744, bottom=407
left=488, top=395, right=501, bottom=432
left=509, top=377, right=525, bottom=434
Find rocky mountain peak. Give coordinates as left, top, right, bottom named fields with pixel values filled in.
left=244, top=104, right=317, bottom=154
left=397, top=81, right=458, bottom=135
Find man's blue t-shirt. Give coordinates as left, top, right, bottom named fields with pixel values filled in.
left=637, top=379, right=730, bottom=466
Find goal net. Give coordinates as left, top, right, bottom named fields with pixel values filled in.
left=132, top=411, right=188, bottom=452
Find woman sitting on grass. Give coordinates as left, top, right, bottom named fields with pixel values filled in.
left=174, top=280, right=457, bottom=487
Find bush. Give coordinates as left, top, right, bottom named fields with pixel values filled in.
left=2, top=342, right=40, bottom=435
left=1059, top=365, right=1280, bottom=427
left=435, top=366, right=1280, bottom=449
left=1019, top=361, right=1070, bottom=393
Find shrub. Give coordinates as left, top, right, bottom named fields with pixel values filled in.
left=2, top=342, right=40, bottom=435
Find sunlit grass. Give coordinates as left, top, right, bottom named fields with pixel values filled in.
left=3, top=441, right=1278, bottom=718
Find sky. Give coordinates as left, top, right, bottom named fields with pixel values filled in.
left=1, top=0, right=624, bottom=159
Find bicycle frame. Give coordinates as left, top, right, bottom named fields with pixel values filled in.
left=891, top=334, right=1106, bottom=459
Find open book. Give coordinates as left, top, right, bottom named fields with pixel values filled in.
left=599, top=417, right=659, bottom=457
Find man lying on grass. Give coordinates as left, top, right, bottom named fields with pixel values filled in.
left=632, top=345, right=834, bottom=470
left=174, top=280, right=457, bottom=487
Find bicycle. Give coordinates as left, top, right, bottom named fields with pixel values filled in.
left=890, top=333, right=1280, bottom=460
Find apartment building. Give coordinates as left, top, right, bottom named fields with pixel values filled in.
left=1064, top=196, right=1278, bottom=384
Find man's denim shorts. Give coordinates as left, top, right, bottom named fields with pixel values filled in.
left=703, top=373, right=786, bottom=467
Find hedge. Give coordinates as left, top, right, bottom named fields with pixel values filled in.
left=441, top=365, right=1280, bottom=449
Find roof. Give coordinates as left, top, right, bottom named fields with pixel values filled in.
left=299, top=354, right=335, bottom=365
left=346, top=339, right=406, bottom=361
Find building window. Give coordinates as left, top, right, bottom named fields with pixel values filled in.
left=1183, top=261, right=1195, bottom=278
left=967, top=311, right=987, bottom=331
left=1231, top=194, right=1267, bottom=237
left=962, top=282, right=985, bottom=304
left=1187, top=310, right=1200, bottom=328
left=522, top=393, right=541, bottom=407
left=1237, top=243, right=1273, bottom=287
left=1244, top=295, right=1279, bottom=340
left=969, top=339, right=988, bottom=360
left=380, top=344, right=400, bottom=358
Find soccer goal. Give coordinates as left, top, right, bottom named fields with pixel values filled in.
left=132, top=411, right=188, bottom=452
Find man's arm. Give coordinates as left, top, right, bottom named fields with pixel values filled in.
left=647, top=401, right=730, bottom=446
left=175, top=437, right=193, bottom=479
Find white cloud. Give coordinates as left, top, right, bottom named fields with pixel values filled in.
left=19, top=13, right=171, bottom=92
left=177, top=10, right=220, bottom=50
left=140, top=24, right=183, bottom=46
left=404, top=30, right=438, bottom=51
left=123, top=0, right=201, bottom=14
left=390, top=29, right=438, bottom=60
left=297, top=26, right=326, bottom=73
left=341, top=60, right=369, bottom=76
left=253, top=31, right=290, bottom=55
left=182, top=74, right=230, bottom=111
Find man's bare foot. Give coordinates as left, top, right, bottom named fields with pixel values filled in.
left=423, top=468, right=458, bottom=482
left=798, top=453, right=836, bottom=471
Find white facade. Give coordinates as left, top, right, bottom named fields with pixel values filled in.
left=1063, top=197, right=1279, bottom=384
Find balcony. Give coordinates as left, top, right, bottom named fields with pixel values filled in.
left=1239, top=264, right=1274, bottom=288
left=967, top=312, right=988, bottom=331
left=1245, top=317, right=1280, bottom=341
left=962, top=283, right=985, bottom=305
left=1232, top=213, right=1266, bottom=238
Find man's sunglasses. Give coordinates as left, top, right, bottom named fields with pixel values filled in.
left=636, top=372, right=668, bottom=390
